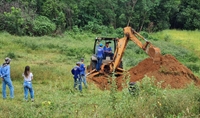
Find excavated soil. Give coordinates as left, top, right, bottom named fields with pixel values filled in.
left=88, top=54, right=200, bottom=90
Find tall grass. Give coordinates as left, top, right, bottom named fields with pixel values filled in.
left=149, top=30, right=200, bottom=76
left=0, top=29, right=199, bottom=117
left=1, top=77, right=200, bottom=117
left=150, top=29, right=200, bottom=57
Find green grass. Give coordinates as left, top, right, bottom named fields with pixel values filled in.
left=0, top=29, right=200, bottom=117
left=1, top=77, right=200, bottom=117
left=150, top=29, right=200, bottom=57
left=148, top=29, right=200, bottom=76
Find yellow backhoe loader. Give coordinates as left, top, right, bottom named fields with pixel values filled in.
left=87, top=26, right=161, bottom=78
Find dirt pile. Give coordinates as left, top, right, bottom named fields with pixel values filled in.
left=88, top=54, right=200, bottom=90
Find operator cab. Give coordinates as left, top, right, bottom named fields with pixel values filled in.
left=92, top=37, right=117, bottom=64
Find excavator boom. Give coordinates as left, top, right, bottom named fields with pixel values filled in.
left=87, top=26, right=161, bottom=77
left=112, top=27, right=161, bottom=71
left=126, top=27, right=161, bottom=59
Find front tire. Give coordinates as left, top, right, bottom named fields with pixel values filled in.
left=87, top=60, right=97, bottom=72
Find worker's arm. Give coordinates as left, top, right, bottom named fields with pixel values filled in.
left=1, top=66, right=9, bottom=78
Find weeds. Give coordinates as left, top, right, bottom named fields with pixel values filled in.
left=6, top=52, right=16, bottom=59
left=0, top=30, right=199, bottom=117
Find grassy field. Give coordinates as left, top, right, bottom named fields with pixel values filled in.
left=0, top=29, right=200, bottom=117
left=150, top=29, right=200, bottom=57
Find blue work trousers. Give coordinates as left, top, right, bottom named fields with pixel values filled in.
left=96, top=57, right=103, bottom=71
left=2, top=78, right=14, bottom=99
left=81, top=75, right=87, bottom=88
left=23, top=81, right=34, bottom=100
left=74, top=77, right=82, bottom=92
left=104, top=52, right=114, bottom=60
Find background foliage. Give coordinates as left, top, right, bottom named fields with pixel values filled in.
left=0, top=0, right=199, bottom=36
left=0, top=0, right=200, bottom=117
left=0, top=29, right=200, bottom=117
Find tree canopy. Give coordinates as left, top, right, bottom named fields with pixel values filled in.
left=0, top=0, right=199, bottom=36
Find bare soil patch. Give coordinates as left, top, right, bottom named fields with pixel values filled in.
left=88, top=54, right=200, bottom=90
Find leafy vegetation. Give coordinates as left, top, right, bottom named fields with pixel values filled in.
left=0, top=28, right=200, bottom=117
left=0, top=0, right=199, bottom=36
left=148, top=29, right=200, bottom=75
left=32, top=15, right=56, bottom=36
left=0, top=0, right=199, bottom=116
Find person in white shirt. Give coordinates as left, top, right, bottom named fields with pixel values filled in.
left=22, top=66, right=34, bottom=102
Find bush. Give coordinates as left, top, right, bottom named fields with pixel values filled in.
left=185, top=63, right=200, bottom=73
left=41, top=0, right=66, bottom=32
left=83, top=21, right=116, bottom=35
left=83, top=21, right=101, bottom=33
left=6, top=52, right=16, bottom=59
left=164, top=34, right=172, bottom=42
left=3, top=7, right=24, bottom=35
left=152, top=41, right=199, bottom=63
left=123, top=42, right=147, bottom=68
left=0, top=13, right=6, bottom=31
left=114, top=27, right=123, bottom=38
left=140, top=31, right=149, bottom=39
left=72, top=25, right=81, bottom=34
left=32, top=15, right=56, bottom=36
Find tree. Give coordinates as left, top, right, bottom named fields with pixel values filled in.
left=41, top=0, right=66, bottom=32
left=4, top=7, right=24, bottom=35
left=176, top=0, right=200, bottom=30
left=126, top=0, right=160, bottom=32
left=149, top=0, right=177, bottom=31
left=115, top=0, right=138, bottom=28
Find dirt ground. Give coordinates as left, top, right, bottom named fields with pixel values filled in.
left=87, top=54, right=200, bottom=90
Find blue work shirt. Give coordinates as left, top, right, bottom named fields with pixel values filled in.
left=80, top=63, right=85, bottom=75
left=71, top=66, right=81, bottom=79
left=103, top=46, right=112, bottom=52
left=1, top=64, right=11, bottom=80
left=0, top=66, right=2, bottom=77
left=96, top=47, right=104, bottom=58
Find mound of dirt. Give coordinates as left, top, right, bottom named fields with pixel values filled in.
left=88, top=54, right=200, bottom=90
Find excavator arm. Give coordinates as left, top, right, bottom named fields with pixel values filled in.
left=112, top=26, right=161, bottom=73
left=87, top=26, right=161, bottom=77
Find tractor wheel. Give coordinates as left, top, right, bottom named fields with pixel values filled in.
left=87, top=61, right=96, bottom=72
left=91, top=61, right=97, bottom=70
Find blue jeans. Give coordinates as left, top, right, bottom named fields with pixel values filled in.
left=2, top=78, right=14, bottom=99
left=81, top=75, right=87, bottom=88
left=96, top=57, right=103, bottom=71
left=104, top=52, right=114, bottom=60
left=74, top=77, right=82, bottom=92
left=23, top=81, right=34, bottom=100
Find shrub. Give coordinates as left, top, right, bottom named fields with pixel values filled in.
left=0, top=13, right=5, bottom=31
left=41, top=0, right=66, bottom=32
left=152, top=41, right=199, bottom=63
left=114, top=27, right=123, bottom=38
left=32, top=15, right=56, bottom=36
left=140, top=31, right=149, bottom=39
left=185, top=63, right=200, bottom=73
left=83, top=21, right=112, bottom=34
left=72, top=25, right=80, bottom=34
left=123, top=42, right=147, bottom=68
left=6, top=52, right=16, bottom=59
left=164, top=34, right=172, bottom=42
left=3, top=7, right=24, bottom=35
